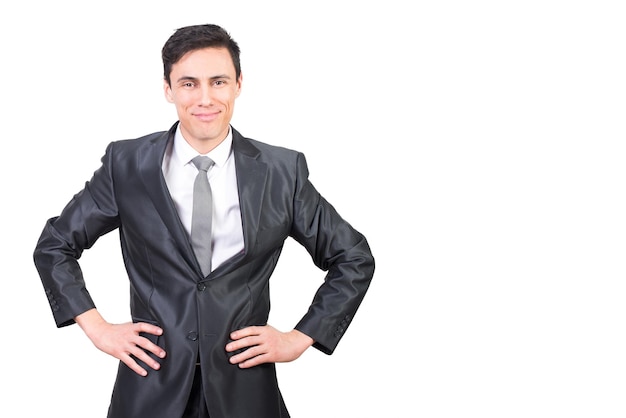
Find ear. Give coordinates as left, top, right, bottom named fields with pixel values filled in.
left=164, top=79, right=174, bottom=103
left=235, top=72, right=243, bottom=98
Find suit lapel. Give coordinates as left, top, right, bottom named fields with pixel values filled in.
left=135, top=124, right=268, bottom=278
left=232, top=128, right=267, bottom=260
left=138, top=123, right=199, bottom=271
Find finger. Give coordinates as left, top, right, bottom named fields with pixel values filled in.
left=230, top=325, right=262, bottom=340
left=137, top=336, right=167, bottom=359
left=134, top=322, right=164, bottom=336
left=120, top=353, right=150, bottom=377
left=128, top=345, right=162, bottom=371
left=229, top=345, right=264, bottom=364
left=237, top=352, right=269, bottom=369
left=225, top=335, right=261, bottom=352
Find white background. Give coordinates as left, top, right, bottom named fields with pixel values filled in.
left=1, top=1, right=626, bottom=417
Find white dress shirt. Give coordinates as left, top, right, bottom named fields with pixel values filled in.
left=162, top=125, right=244, bottom=272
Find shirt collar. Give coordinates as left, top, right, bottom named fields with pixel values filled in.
left=171, top=124, right=233, bottom=168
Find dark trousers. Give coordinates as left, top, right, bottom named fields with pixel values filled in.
left=182, top=365, right=210, bottom=418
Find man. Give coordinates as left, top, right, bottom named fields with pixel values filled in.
left=33, top=24, right=374, bottom=418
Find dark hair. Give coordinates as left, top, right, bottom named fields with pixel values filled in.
left=162, top=24, right=241, bottom=85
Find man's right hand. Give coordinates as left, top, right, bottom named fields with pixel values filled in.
left=75, top=308, right=166, bottom=376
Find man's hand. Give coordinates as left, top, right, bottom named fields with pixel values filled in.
left=225, top=325, right=314, bottom=369
left=75, top=308, right=166, bottom=376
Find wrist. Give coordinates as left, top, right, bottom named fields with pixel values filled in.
left=291, top=329, right=314, bottom=350
left=75, top=308, right=106, bottom=338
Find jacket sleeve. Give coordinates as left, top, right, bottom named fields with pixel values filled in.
left=290, top=152, right=375, bottom=354
left=33, top=142, right=121, bottom=328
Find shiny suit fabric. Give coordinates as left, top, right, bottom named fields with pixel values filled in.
left=33, top=123, right=375, bottom=418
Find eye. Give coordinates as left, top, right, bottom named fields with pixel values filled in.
left=183, top=82, right=195, bottom=88
left=214, top=80, right=225, bottom=87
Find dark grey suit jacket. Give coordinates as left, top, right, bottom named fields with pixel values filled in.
left=33, top=122, right=375, bottom=418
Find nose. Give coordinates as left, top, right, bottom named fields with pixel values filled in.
left=198, top=83, right=213, bottom=106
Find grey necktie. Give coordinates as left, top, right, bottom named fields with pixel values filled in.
left=191, top=156, right=215, bottom=276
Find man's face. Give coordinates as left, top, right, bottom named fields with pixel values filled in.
left=164, top=47, right=242, bottom=150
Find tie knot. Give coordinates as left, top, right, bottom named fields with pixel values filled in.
left=192, top=156, right=215, bottom=172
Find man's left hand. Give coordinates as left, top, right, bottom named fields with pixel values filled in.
left=225, top=325, right=314, bottom=368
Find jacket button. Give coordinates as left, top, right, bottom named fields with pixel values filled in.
left=197, top=283, right=206, bottom=291
left=187, top=332, right=198, bottom=341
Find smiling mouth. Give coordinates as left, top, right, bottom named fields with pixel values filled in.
left=194, top=112, right=219, bottom=122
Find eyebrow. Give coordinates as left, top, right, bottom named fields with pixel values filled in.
left=176, top=74, right=232, bottom=83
